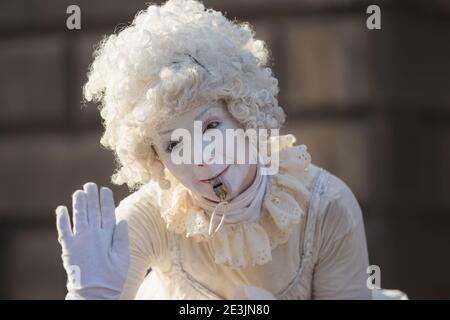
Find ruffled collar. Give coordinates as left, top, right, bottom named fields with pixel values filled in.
left=160, top=134, right=312, bottom=268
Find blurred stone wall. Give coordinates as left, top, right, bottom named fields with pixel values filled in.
left=0, top=0, right=449, bottom=299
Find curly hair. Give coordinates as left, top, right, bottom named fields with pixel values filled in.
left=83, top=0, right=286, bottom=191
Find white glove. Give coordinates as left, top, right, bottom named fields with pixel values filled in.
left=55, top=182, right=130, bottom=300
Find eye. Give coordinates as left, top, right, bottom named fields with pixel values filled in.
left=166, top=138, right=182, bottom=153
left=203, top=121, right=221, bottom=132
left=166, top=141, right=178, bottom=152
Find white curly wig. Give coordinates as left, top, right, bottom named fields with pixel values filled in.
left=84, top=0, right=286, bottom=191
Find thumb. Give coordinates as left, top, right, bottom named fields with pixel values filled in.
left=112, top=219, right=129, bottom=256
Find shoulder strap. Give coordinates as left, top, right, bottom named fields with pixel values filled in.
left=276, top=168, right=331, bottom=298
left=302, top=168, right=330, bottom=259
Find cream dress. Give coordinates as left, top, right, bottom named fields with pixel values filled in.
left=115, top=134, right=372, bottom=300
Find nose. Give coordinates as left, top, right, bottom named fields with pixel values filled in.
left=196, top=153, right=215, bottom=166
left=193, top=146, right=215, bottom=167
left=193, top=149, right=207, bottom=166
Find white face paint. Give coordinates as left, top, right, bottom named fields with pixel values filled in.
left=151, top=100, right=257, bottom=202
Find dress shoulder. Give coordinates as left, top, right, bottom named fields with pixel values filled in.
left=306, top=166, right=371, bottom=299
left=315, top=169, right=364, bottom=239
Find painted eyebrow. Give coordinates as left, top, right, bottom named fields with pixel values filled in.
left=158, top=106, right=215, bottom=135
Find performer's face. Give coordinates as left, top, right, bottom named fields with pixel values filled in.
left=152, top=100, right=257, bottom=202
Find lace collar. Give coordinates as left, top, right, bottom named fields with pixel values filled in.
left=160, top=134, right=312, bottom=268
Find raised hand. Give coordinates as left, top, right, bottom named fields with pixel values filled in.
left=55, top=182, right=130, bottom=299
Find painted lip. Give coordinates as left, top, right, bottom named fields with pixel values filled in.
left=199, top=165, right=231, bottom=183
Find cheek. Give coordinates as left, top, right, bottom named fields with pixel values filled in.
left=163, top=161, right=212, bottom=194
left=165, top=162, right=195, bottom=185
left=168, top=164, right=217, bottom=198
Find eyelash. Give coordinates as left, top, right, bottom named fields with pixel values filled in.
left=166, top=137, right=181, bottom=153
left=165, top=120, right=221, bottom=153
left=204, top=120, right=221, bottom=132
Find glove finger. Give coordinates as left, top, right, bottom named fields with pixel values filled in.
left=55, top=206, right=73, bottom=249
left=83, top=182, right=101, bottom=228
left=113, top=220, right=129, bottom=257
left=100, top=187, right=116, bottom=229
left=72, top=190, right=88, bottom=234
